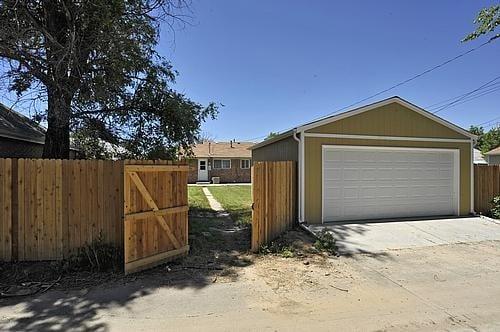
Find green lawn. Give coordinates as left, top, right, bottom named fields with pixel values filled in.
left=208, top=185, right=252, bottom=225
left=188, top=186, right=212, bottom=214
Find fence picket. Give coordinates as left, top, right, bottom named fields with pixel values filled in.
left=251, top=161, right=296, bottom=252
left=475, top=165, right=500, bottom=214
left=0, top=158, right=188, bottom=265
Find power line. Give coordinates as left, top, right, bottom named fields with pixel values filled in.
left=310, top=39, right=495, bottom=122
left=426, top=82, right=500, bottom=109
left=426, top=83, right=500, bottom=113
left=238, top=39, right=495, bottom=142
left=484, top=121, right=500, bottom=129
left=477, top=115, right=500, bottom=127
left=432, top=86, right=500, bottom=111
left=431, top=75, right=500, bottom=114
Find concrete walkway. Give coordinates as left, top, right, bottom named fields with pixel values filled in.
left=201, top=187, right=225, bottom=212
left=308, top=216, right=500, bottom=255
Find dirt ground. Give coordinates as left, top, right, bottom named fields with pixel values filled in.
left=2, top=213, right=500, bottom=331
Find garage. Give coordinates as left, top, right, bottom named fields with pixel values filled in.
left=322, top=145, right=459, bottom=222
left=251, top=96, right=476, bottom=224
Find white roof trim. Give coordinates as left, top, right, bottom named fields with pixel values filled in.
left=249, top=130, right=294, bottom=150
left=297, top=97, right=477, bottom=140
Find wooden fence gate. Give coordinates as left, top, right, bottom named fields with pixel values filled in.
left=124, top=164, right=189, bottom=274
left=251, top=161, right=296, bottom=252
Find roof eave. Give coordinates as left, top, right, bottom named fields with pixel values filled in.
left=249, top=129, right=295, bottom=150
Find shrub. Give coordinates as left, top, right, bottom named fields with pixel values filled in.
left=491, top=196, right=500, bottom=219
left=314, top=229, right=337, bottom=255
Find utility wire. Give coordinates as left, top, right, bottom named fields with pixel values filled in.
left=477, top=115, right=500, bottom=127
left=484, top=121, right=500, bottom=129
left=431, top=86, right=500, bottom=111
left=431, top=75, right=500, bottom=114
left=238, top=39, right=495, bottom=142
left=426, top=82, right=500, bottom=109
left=309, top=39, right=495, bottom=122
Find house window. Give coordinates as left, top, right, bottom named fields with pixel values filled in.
left=213, top=159, right=231, bottom=169
left=240, top=159, right=251, bottom=169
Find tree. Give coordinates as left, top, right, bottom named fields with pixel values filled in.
left=265, top=132, right=280, bottom=140
left=0, top=0, right=218, bottom=159
left=197, top=131, right=216, bottom=143
left=463, top=5, right=499, bottom=42
left=470, top=125, right=500, bottom=154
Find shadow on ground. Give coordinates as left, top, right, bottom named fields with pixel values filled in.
left=0, top=212, right=252, bottom=331
left=310, top=223, right=393, bottom=261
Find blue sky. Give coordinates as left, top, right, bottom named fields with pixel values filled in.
left=159, top=0, right=500, bottom=142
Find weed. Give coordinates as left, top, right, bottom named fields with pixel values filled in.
left=60, top=233, right=122, bottom=272
left=259, top=238, right=296, bottom=258
left=314, top=229, right=337, bottom=255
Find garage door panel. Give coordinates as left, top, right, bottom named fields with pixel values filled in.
left=323, top=146, right=458, bottom=222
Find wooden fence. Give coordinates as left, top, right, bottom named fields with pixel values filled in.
left=124, top=164, right=189, bottom=274
left=475, top=164, right=500, bottom=215
left=251, top=161, right=296, bottom=252
left=0, top=158, right=188, bottom=273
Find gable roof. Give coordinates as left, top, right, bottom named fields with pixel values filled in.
left=251, top=96, right=476, bottom=150
left=0, top=103, right=46, bottom=144
left=191, top=141, right=253, bottom=158
left=485, top=146, right=500, bottom=156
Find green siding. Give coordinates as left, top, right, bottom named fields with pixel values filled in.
left=252, top=135, right=298, bottom=162
left=251, top=101, right=473, bottom=224
left=306, top=103, right=469, bottom=139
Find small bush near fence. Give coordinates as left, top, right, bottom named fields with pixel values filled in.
left=313, top=229, right=337, bottom=255
left=60, top=233, right=123, bottom=272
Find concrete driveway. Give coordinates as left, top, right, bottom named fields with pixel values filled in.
left=308, top=216, right=500, bottom=255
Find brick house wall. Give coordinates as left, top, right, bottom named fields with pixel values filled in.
left=187, top=158, right=251, bottom=183
left=187, top=159, right=198, bottom=183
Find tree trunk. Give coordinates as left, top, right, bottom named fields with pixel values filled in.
left=42, top=89, right=71, bottom=159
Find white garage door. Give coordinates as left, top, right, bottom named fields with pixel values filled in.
left=322, top=146, right=459, bottom=222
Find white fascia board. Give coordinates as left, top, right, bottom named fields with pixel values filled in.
left=303, top=132, right=472, bottom=143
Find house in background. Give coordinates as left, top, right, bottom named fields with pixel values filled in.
left=1, top=103, right=49, bottom=158
left=251, top=96, right=476, bottom=224
left=474, top=148, right=488, bottom=165
left=0, top=103, right=79, bottom=158
left=485, top=146, right=500, bottom=165
left=187, top=141, right=254, bottom=183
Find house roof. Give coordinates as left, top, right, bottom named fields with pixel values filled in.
left=0, top=103, right=46, bottom=144
left=485, top=146, right=500, bottom=156
left=191, top=141, right=254, bottom=158
left=474, top=148, right=488, bottom=164
left=250, top=96, right=476, bottom=150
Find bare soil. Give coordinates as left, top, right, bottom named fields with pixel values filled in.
left=1, top=200, right=346, bottom=305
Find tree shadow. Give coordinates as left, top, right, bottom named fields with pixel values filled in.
left=308, top=223, right=393, bottom=261
left=0, top=213, right=253, bottom=331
